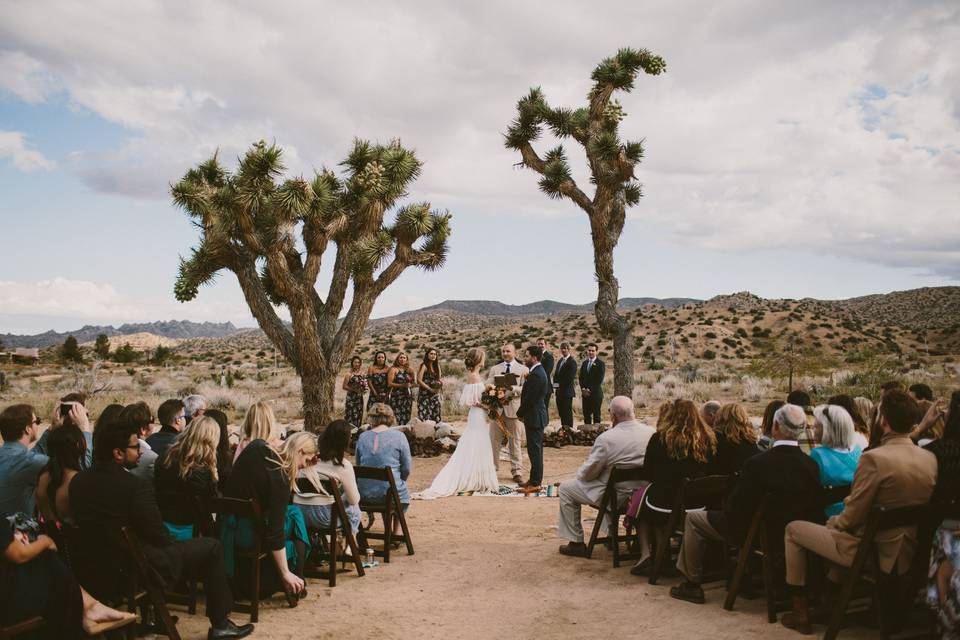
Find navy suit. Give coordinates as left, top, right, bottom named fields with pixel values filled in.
left=541, top=350, right=555, bottom=416
left=578, top=357, right=605, bottom=424
left=517, top=363, right=549, bottom=486
left=553, top=355, right=577, bottom=427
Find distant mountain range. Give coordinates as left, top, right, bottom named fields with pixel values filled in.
left=0, top=320, right=238, bottom=349
left=373, top=297, right=698, bottom=322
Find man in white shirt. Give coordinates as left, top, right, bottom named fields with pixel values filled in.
left=557, top=396, right=655, bottom=557
left=486, top=344, right=528, bottom=484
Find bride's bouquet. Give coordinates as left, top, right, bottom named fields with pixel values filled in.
left=481, top=384, right=510, bottom=437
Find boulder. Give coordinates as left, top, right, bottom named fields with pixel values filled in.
left=435, top=422, right=454, bottom=438
left=409, top=418, right=437, bottom=439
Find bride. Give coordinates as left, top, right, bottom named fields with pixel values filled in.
left=415, top=347, right=499, bottom=499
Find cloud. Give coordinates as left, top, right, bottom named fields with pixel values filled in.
left=0, top=0, right=957, bottom=279
left=0, top=130, right=55, bottom=171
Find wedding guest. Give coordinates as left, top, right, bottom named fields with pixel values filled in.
left=578, top=344, right=605, bottom=425
left=146, top=398, right=186, bottom=462
left=537, top=338, right=555, bottom=417
left=758, top=400, right=786, bottom=450
left=854, top=396, right=875, bottom=430
left=119, top=401, right=159, bottom=481
left=632, top=399, right=717, bottom=576
left=786, top=390, right=816, bottom=453
left=712, top=403, right=760, bottom=475
left=35, top=393, right=91, bottom=466
left=233, top=401, right=278, bottom=463
left=909, top=383, right=934, bottom=402
left=670, top=403, right=822, bottom=605
left=35, top=422, right=86, bottom=526
left=781, top=390, right=937, bottom=634
left=366, top=351, right=391, bottom=411
left=155, top=416, right=220, bottom=540
left=827, top=394, right=870, bottom=449
left=342, top=355, right=367, bottom=429
left=553, top=342, right=577, bottom=429
left=94, top=403, right=124, bottom=432
left=700, top=400, right=721, bottom=428
left=655, top=401, right=675, bottom=431
left=416, top=348, right=443, bottom=423
left=388, top=352, right=416, bottom=426
left=0, top=403, right=48, bottom=516
left=557, top=396, right=655, bottom=557
left=355, top=403, right=412, bottom=534
left=296, top=421, right=362, bottom=536
left=810, top=404, right=862, bottom=516
left=183, top=394, right=207, bottom=421
left=225, top=411, right=306, bottom=605
left=911, top=398, right=946, bottom=446
left=205, top=409, right=234, bottom=491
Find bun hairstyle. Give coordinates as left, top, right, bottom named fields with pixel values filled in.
left=464, top=347, right=485, bottom=371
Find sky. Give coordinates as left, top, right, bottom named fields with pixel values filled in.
left=1, top=0, right=958, bottom=334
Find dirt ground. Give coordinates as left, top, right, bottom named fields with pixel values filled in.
left=174, top=445, right=874, bottom=640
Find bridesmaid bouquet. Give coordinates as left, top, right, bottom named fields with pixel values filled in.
left=481, top=384, right=510, bottom=437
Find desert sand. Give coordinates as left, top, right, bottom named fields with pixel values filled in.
left=173, top=445, right=873, bottom=640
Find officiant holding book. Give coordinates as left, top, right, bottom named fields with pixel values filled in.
left=486, top=344, right=528, bottom=484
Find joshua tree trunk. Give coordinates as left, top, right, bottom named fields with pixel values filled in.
left=591, top=213, right=633, bottom=396
left=301, top=367, right=335, bottom=432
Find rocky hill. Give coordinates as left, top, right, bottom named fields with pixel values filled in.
left=1, top=320, right=238, bottom=348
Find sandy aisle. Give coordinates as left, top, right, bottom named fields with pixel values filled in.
left=174, top=446, right=873, bottom=640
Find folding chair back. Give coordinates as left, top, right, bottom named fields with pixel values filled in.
left=0, top=617, right=44, bottom=639
left=820, top=484, right=852, bottom=510
left=585, top=465, right=648, bottom=567
left=210, top=496, right=266, bottom=623
left=118, top=527, right=181, bottom=640
left=355, top=465, right=414, bottom=562
left=722, top=494, right=780, bottom=622
left=304, top=476, right=365, bottom=587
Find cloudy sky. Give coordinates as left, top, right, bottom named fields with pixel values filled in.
left=1, top=0, right=958, bottom=334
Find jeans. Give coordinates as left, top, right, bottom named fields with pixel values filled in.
left=298, top=503, right=362, bottom=535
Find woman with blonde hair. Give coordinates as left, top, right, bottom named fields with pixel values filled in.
left=155, top=416, right=220, bottom=540
left=713, top=403, right=760, bottom=475
left=631, top=399, right=718, bottom=576
left=387, top=352, right=416, bottom=425
left=233, top=400, right=280, bottom=463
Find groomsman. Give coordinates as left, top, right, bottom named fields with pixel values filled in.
left=578, top=343, right=605, bottom=425
left=553, top=342, right=577, bottom=428
left=537, top=338, right=555, bottom=418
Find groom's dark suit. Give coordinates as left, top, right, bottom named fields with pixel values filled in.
left=517, top=363, right=549, bottom=487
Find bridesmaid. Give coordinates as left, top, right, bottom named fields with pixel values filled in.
left=367, top=351, right=390, bottom=411
left=387, top=352, right=416, bottom=425
left=342, top=356, right=367, bottom=429
left=417, top=348, right=443, bottom=423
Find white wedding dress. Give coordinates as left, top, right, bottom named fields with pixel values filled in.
left=415, top=381, right=499, bottom=499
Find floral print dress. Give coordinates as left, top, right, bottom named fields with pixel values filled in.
left=344, top=373, right=367, bottom=429
left=417, top=370, right=442, bottom=422
left=367, top=370, right=390, bottom=411
left=389, top=369, right=414, bottom=425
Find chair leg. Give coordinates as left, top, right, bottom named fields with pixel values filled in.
left=188, top=577, right=197, bottom=615
left=824, top=568, right=859, bottom=640
left=144, top=580, right=181, bottom=640
left=724, top=545, right=751, bottom=611
left=586, top=495, right=609, bottom=560
left=345, top=528, right=365, bottom=577
left=611, top=510, right=621, bottom=568
left=383, top=501, right=393, bottom=564
left=250, top=551, right=261, bottom=624
left=395, top=494, right=414, bottom=555
left=761, top=552, right=777, bottom=624
left=648, top=520, right=674, bottom=585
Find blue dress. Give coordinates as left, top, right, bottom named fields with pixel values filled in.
left=810, top=446, right=862, bottom=516
left=355, top=429, right=413, bottom=505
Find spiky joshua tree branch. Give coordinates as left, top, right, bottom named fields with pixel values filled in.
left=171, top=139, right=452, bottom=431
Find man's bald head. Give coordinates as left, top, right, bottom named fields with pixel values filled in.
left=773, top=403, right=808, bottom=440
left=609, top=396, right=635, bottom=425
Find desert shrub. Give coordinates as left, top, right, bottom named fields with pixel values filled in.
left=703, top=350, right=716, bottom=360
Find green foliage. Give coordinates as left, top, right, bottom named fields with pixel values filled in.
left=113, top=343, right=139, bottom=364
left=94, top=334, right=111, bottom=359
left=703, top=349, right=717, bottom=360
left=61, top=336, right=83, bottom=363
left=152, top=345, right=173, bottom=365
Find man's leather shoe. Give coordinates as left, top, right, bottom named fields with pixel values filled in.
left=512, top=475, right=524, bottom=485
left=521, top=484, right=543, bottom=494
left=208, top=619, right=255, bottom=640
left=558, top=542, right=589, bottom=558
left=670, top=581, right=706, bottom=604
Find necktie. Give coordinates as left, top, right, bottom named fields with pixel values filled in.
left=587, top=359, right=592, bottom=372
left=505, top=362, right=511, bottom=374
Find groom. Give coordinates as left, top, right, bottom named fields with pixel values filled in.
left=517, top=345, right=549, bottom=493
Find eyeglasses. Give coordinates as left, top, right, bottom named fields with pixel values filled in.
left=123, top=443, right=140, bottom=450
left=32, top=416, right=42, bottom=426
left=177, top=414, right=187, bottom=421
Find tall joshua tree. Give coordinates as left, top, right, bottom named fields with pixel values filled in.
left=506, top=47, right=665, bottom=397
left=171, top=139, right=451, bottom=431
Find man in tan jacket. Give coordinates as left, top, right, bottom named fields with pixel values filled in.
left=486, top=344, right=528, bottom=484
left=781, top=389, right=938, bottom=634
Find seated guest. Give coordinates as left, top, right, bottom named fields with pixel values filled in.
left=912, top=397, right=946, bottom=446
left=632, top=399, right=717, bottom=576
left=827, top=394, right=870, bottom=450
left=758, top=399, right=786, bottom=450
left=184, top=394, right=208, bottom=421
left=205, top=409, right=234, bottom=491
left=910, top=383, right=934, bottom=403
left=809, top=405, right=862, bottom=516
left=70, top=419, right=254, bottom=639
left=119, top=401, right=159, bottom=481
left=155, top=416, right=220, bottom=540
left=146, top=398, right=186, bottom=462
left=557, top=396, right=655, bottom=558
left=34, top=393, right=92, bottom=468
left=854, top=396, right=875, bottom=430
left=781, top=389, right=938, bottom=634
left=786, top=390, right=816, bottom=453
left=35, top=423, right=87, bottom=526
left=670, top=403, right=823, bottom=604
left=700, top=400, right=721, bottom=428
left=1, top=518, right=135, bottom=639
left=712, top=402, right=760, bottom=475
left=0, top=403, right=48, bottom=516
left=233, top=401, right=276, bottom=463
left=301, top=420, right=362, bottom=536
left=94, top=404, right=124, bottom=432
left=923, top=390, right=960, bottom=636
left=224, top=403, right=306, bottom=605
left=655, top=400, right=675, bottom=431
left=355, top=403, right=413, bottom=533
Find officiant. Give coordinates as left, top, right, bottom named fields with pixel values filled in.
left=486, top=344, right=528, bottom=485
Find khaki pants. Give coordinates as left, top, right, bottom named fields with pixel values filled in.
left=489, top=415, right=524, bottom=477
left=676, top=511, right=725, bottom=583
left=784, top=520, right=855, bottom=586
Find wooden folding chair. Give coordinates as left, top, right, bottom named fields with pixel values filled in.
left=824, top=503, right=936, bottom=640
left=156, top=493, right=212, bottom=615
left=118, top=526, right=181, bottom=640
left=304, top=476, right=365, bottom=587
left=355, top=465, right=414, bottom=563
left=0, top=617, right=44, bottom=640
left=648, top=474, right=732, bottom=585
left=211, top=496, right=268, bottom=623
left=584, top=465, right=648, bottom=567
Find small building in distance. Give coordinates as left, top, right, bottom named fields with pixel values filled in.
left=1, top=348, right=40, bottom=363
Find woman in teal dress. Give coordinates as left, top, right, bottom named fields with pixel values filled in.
left=809, top=404, right=862, bottom=516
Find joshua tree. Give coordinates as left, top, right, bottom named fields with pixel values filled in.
left=94, top=333, right=111, bottom=359
left=506, top=48, right=665, bottom=396
left=171, top=140, right=451, bottom=431
left=61, top=335, right=83, bottom=364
